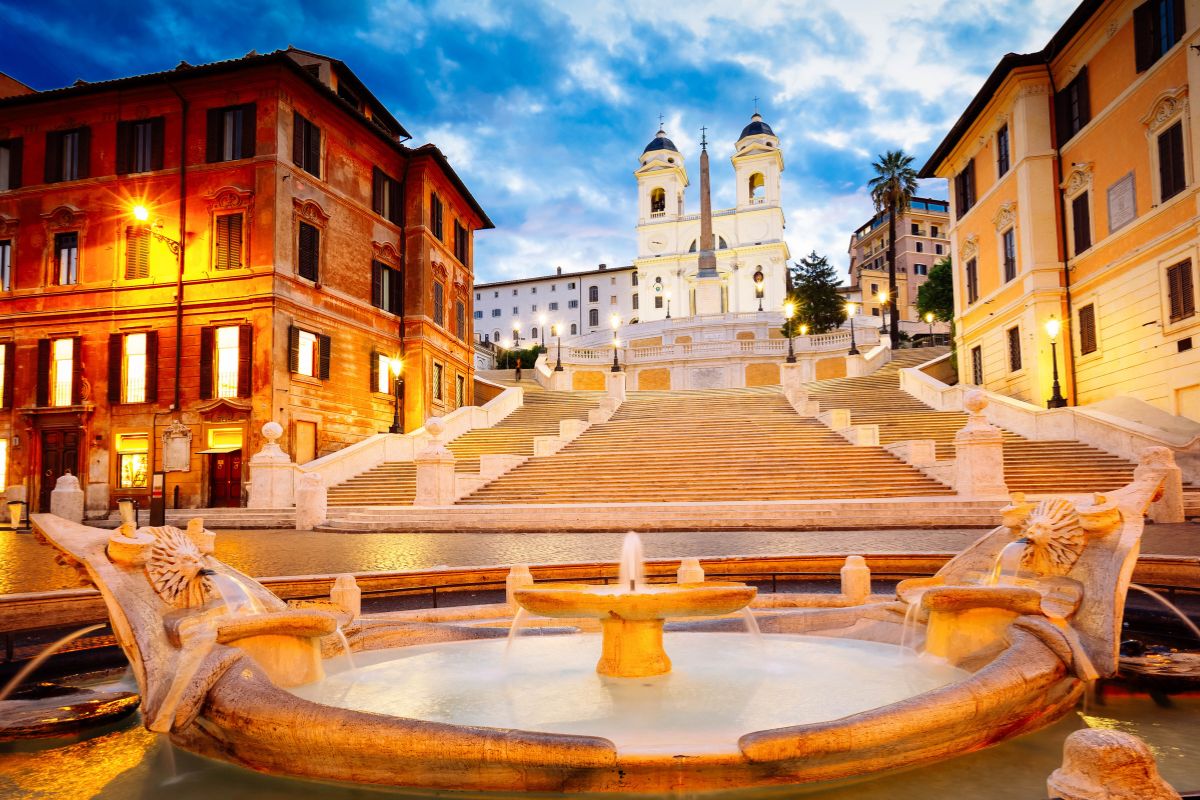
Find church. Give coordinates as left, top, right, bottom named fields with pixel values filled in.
left=634, top=112, right=790, bottom=320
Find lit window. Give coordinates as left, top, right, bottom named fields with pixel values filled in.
left=0, top=344, right=6, bottom=404
left=0, top=239, right=10, bottom=291
left=297, top=330, right=317, bottom=377
left=52, top=337, right=73, bottom=406
left=55, top=232, right=79, bottom=285
left=0, top=437, right=6, bottom=491
left=215, top=326, right=240, bottom=398
left=433, top=362, right=444, bottom=401
left=124, top=333, right=147, bottom=403
left=116, top=433, right=149, bottom=489
left=376, top=354, right=390, bottom=394
left=455, top=374, right=465, bottom=407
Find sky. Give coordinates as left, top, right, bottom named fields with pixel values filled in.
left=1, top=0, right=1080, bottom=284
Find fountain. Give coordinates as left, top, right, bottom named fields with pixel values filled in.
left=22, top=448, right=1180, bottom=794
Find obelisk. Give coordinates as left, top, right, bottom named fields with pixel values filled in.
left=693, top=127, right=725, bottom=314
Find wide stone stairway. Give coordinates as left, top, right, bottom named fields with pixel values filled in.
left=457, top=386, right=954, bottom=505
left=805, top=349, right=1140, bottom=494
left=325, top=390, right=603, bottom=506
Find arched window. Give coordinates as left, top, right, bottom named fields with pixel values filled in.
left=718, top=236, right=729, bottom=249
left=589, top=308, right=599, bottom=327
left=688, top=240, right=697, bottom=253
left=570, top=323, right=578, bottom=335
left=483, top=333, right=489, bottom=342
left=493, top=330, right=500, bottom=341
left=531, top=326, right=538, bottom=339
left=650, top=187, right=666, bottom=214
left=748, top=172, right=765, bottom=200
left=588, top=285, right=598, bottom=302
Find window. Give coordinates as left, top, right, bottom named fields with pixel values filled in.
left=52, top=337, right=74, bottom=406
left=456, top=374, right=465, bottom=408
left=0, top=343, right=10, bottom=408
left=549, top=302, right=559, bottom=311
left=214, top=213, right=244, bottom=270
left=117, top=117, right=164, bottom=174
left=455, top=300, right=465, bottom=339
left=199, top=324, right=251, bottom=400
left=1007, top=326, right=1022, bottom=372
left=55, top=232, right=79, bottom=285
left=1072, top=193, right=1091, bottom=254
left=492, top=330, right=500, bottom=341
left=0, top=239, right=11, bottom=291
left=1002, top=228, right=1017, bottom=282
left=1167, top=259, right=1195, bottom=322
left=110, top=332, right=156, bottom=404
left=570, top=323, right=577, bottom=335
left=493, top=291, right=499, bottom=298
left=1055, top=67, right=1091, bottom=143
left=430, top=193, right=443, bottom=241
left=632, top=294, right=639, bottom=310
left=206, top=103, right=255, bottom=162
left=567, top=281, right=576, bottom=290
left=610, top=276, right=616, bottom=285
left=936, top=243, right=944, bottom=255
left=512, top=289, right=518, bottom=296
left=655, top=296, right=663, bottom=309
left=870, top=283, right=878, bottom=296
left=931, top=225, right=939, bottom=237
left=916, top=242, right=924, bottom=253
left=568, top=300, right=578, bottom=309
left=371, top=352, right=390, bottom=394
left=125, top=226, right=150, bottom=279
left=371, top=260, right=403, bottom=315
left=298, top=222, right=319, bottom=281
left=966, top=258, right=979, bottom=304
left=996, top=124, right=1010, bottom=177
left=475, top=292, right=481, bottom=300
left=474, top=310, right=483, bottom=319
left=0, top=138, right=22, bottom=191
left=1078, top=303, right=1098, bottom=355
left=44, top=127, right=89, bottom=183
left=512, top=307, right=518, bottom=315
left=216, top=326, right=241, bottom=397
left=588, top=308, right=599, bottom=326
left=954, top=160, right=976, bottom=217
left=588, top=286, right=598, bottom=303
left=531, top=304, right=537, bottom=312
left=491, top=308, right=501, bottom=317
left=433, top=362, right=444, bottom=401
left=914, top=264, right=928, bottom=276
left=911, top=223, right=919, bottom=235
left=531, top=287, right=537, bottom=294
left=116, top=434, right=149, bottom=490
left=531, top=327, right=538, bottom=339
left=292, top=112, right=321, bottom=178
left=650, top=187, right=666, bottom=213
left=632, top=272, right=638, bottom=286
left=610, top=296, right=617, bottom=305
left=1158, top=120, right=1187, bottom=202
left=454, top=221, right=469, bottom=263
left=971, top=345, right=983, bottom=385
left=551, top=284, right=557, bottom=292
left=1135, top=0, right=1186, bottom=72
left=289, top=326, right=330, bottom=379
left=371, top=168, right=402, bottom=225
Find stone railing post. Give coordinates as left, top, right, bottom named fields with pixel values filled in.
left=953, top=391, right=1009, bottom=499
left=414, top=417, right=457, bottom=506
left=247, top=421, right=297, bottom=508
left=295, top=472, right=327, bottom=530
left=1047, top=729, right=1181, bottom=800
left=49, top=472, right=85, bottom=523
left=606, top=371, right=627, bottom=403
left=1146, top=447, right=1185, bottom=524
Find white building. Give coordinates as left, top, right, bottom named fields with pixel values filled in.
left=473, top=264, right=639, bottom=345
left=634, top=113, right=790, bottom=320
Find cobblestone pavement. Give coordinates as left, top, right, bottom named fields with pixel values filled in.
left=3, top=524, right=1197, bottom=596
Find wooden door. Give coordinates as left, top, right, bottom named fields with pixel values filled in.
left=294, top=421, right=317, bottom=464
left=39, top=430, right=81, bottom=511
left=208, top=450, right=243, bottom=508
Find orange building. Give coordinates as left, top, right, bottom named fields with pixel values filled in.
left=0, top=48, right=491, bottom=514
left=921, top=0, right=1199, bottom=421
left=847, top=197, right=950, bottom=322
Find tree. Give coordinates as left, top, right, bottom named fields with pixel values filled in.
left=784, top=251, right=847, bottom=335
left=868, top=150, right=918, bottom=350
left=916, top=257, right=954, bottom=323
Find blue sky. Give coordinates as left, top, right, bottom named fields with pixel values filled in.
left=1, top=0, right=1078, bottom=283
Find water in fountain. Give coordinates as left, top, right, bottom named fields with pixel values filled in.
left=740, top=607, right=762, bottom=642
left=505, top=607, right=529, bottom=656
left=989, top=541, right=1027, bottom=585
left=1129, top=584, right=1200, bottom=642
left=207, top=570, right=266, bottom=615
left=0, top=623, right=106, bottom=702
left=899, top=599, right=922, bottom=655
left=333, top=626, right=357, bottom=671
left=618, top=531, right=645, bottom=592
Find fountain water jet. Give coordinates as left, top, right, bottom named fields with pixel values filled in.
left=1128, top=584, right=1200, bottom=642
left=0, top=623, right=106, bottom=703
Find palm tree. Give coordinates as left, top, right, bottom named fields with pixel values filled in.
left=868, top=150, right=918, bottom=350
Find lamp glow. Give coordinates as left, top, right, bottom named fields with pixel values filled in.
left=1045, top=317, right=1061, bottom=341
left=512, top=319, right=521, bottom=332
left=783, top=301, right=796, bottom=320
left=501, top=338, right=512, bottom=349
left=389, top=357, right=403, bottom=377
left=876, top=290, right=888, bottom=305
left=924, top=312, right=934, bottom=324
left=800, top=324, right=809, bottom=336
left=846, top=302, right=857, bottom=316
left=538, top=313, right=547, bottom=326
left=610, top=314, right=620, bottom=330
left=132, top=204, right=150, bottom=222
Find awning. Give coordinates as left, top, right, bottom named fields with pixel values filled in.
left=197, top=446, right=242, bottom=454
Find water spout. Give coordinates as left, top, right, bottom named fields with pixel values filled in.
left=505, top=607, right=529, bottom=657
left=0, top=623, right=106, bottom=702
left=900, top=599, right=922, bottom=655
left=618, top=532, right=645, bottom=592
left=333, top=625, right=357, bottom=672
left=741, top=608, right=762, bottom=643
left=1129, top=584, right=1200, bottom=642
left=207, top=570, right=265, bottom=615
left=990, top=540, right=1028, bottom=586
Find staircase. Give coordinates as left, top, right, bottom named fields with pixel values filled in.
left=457, top=386, right=954, bottom=504
left=805, top=349, right=1139, bottom=494
left=325, top=390, right=603, bottom=506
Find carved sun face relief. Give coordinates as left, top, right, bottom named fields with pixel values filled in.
left=1006, top=497, right=1087, bottom=577
left=145, top=526, right=213, bottom=608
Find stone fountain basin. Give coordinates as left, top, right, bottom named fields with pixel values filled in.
left=512, top=581, right=757, bottom=620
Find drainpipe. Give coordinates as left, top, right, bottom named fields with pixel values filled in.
left=395, top=136, right=413, bottom=424
left=166, top=79, right=188, bottom=412
left=1045, top=61, right=1076, bottom=405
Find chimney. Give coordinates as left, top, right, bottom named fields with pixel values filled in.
left=556, top=266, right=562, bottom=275
left=599, top=263, right=607, bottom=271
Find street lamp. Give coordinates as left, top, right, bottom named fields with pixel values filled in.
left=1045, top=317, right=1068, bottom=409
left=877, top=289, right=890, bottom=335
left=610, top=313, right=622, bottom=372
left=553, top=323, right=564, bottom=371
left=754, top=270, right=765, bottom=312
left=846, top=302, right=860, bottom=355
left=538, top=313, right=547, bottom=350
left=783, top=301, right=797, bottom=363
left=924, top=311, right=935, bottom=346
left=388, top=356, right=404, bottom=434
left=130, top=204, right=181, bottom=256
left=512, top=319, right=521, bottom=347
left=665, top=289, right=672, bottom=319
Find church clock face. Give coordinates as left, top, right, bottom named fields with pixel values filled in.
left=648, top=237, right=666, bottom=253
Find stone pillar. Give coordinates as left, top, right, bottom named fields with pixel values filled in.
left=49, top=473, right=85, bottom=523
left=330, top=574, right=361, bottom=619
left=677, top=557, right=705, bottom=584
left=606, top=371, right=627, bottom=403
left=247, top=421, right=297, bottom=509
left=1145, top=447, right=1185, bottom=524
left=506, top=564, right=534, bottom=605
left=840, top=555, right=871, bottom=604
left=295, top=472, right=328, bottom=531
left=780, top=362, right=805, bottom=390
left=414, top=417, right=457, bottom=506
left=1047, top=729, right=1181, bottom=800
left=953, top=391, right=1009, bottom=500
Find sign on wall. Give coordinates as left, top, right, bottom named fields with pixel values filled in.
left=162, top=420, right=193, bottom=473
left=1107, top=172, right=1137, bottom=234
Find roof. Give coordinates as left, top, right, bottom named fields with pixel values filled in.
left=919, top=0, right=1106, bottom=178
left=739, top=112, right=775, bottom=140
left=642, top=127, right=679, bottom=155
left=475, top=264, right=634, bottom=290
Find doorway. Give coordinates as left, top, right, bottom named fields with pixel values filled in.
left=208, top=450, right=242, bottom=508
left=38, top=429, right=81, bottom=511
left=294, top=420, right=318, bottom=464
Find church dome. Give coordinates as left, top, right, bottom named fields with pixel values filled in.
left=642, top=127, right=679, bottom=154
left=739, top=112, right=775, bottom=139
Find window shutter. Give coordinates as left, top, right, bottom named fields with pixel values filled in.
left=77, top=127, right=90, bottom=180
left=71, top=336, right=83, bottom=405
left=44, top=131, right=61, bottom=183
left=389, top=178, right=402, bottom=225
left=126, top=226, right=149, bottom=279
left=390, top=265, right=403, bottom=314
left=371, top=260, right=383, bottom=308
left=229, top=214, right=243, bottom=268
left=206, top=108, right=222, bottom=162
left=151, top=117, right=165, bottom=171
left=1169, top=261, right=1196, bottom=321
left=369, top=350, right=379, bottom=392
left=1079, top=304, right=1097, bottom=355
left=1, top=343, right=13, bottom=408
left=108, top=333, right=123, bottom=402
left=1134, top=1, right=1154, bottom=72
left=1174, top=0, right=1186, bottom=46
left=1159, top=122, right=1185, bottom=201
left=298, top=223, right=318, bottom=281
left=288, top=325, right=300, bottom=373
left=1076, top=68, right=1091, bottom=129
left=237, top=324, right=253, bottom=397
left=215, top=215, right=229, bottom=269
left=293, top=111, right=304, bottom=167
left=145, top=331, right=159, bottom=403
left=7, top=138, right=20, bottom=189
left=1007, top=328, right=1021, bottom=372
left=306, top=122, right=320, bottom=178
left=240, top=103, right=256, bottom=158
left=36, top=339, right=50, bottom=407
left=372, top=168, right=385, bottom=215
left=1072, top=194, right=1091, bottom=253
left=116, top=121, right=131, bottom=175
left=318, top=334, right=331, bottom=380
left=966, top=159, right=976, bottom=207
left=199, top=326, right=214, bottom=399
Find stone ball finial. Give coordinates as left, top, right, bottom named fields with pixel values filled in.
left=1048, top=729, right=1181, bottom=800
left=426, top=417, right=445, bottom=438
left=262, top=421, right=283, bottom=442
left=963, top=389, right=988, bottom=415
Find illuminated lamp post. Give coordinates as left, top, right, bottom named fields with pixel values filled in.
left=783, top=301, right=797, bottom=363
left=388, top=357, right=404, bottom=434
left=1045, top=317, right=1068, bottom=409
left=553, top=323, right=564, bottom=371
left=754, top=270, right=765, bottom=312
left=877, top=289, right=890, bottom=336
left=131, top=204, right=181, bottom=256
left=846, top=302, right=860, bottom=356
left=610, top=314, right=621, bottom=372
left=538, top=313, right=547, bottom=350
left=924, top=311, right=935, bottom=346
left=665, top=289, right=672, bottom=319
left=512, top=319, right=521, bottom=347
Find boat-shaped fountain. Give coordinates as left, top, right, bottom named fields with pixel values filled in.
left=28, top=448, right=1174, bottom=793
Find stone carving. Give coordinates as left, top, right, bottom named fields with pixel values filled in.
left=960, top=234, right=979, bottom=261
left=371, top=241, right=401, bottom=266
left=992, top=202, right=1016, bottom=232
left=1007, top=497, right=1085, bottom=577
left=144, top=526, right=212, bottom=608
left=162, top=420, right=193, bottom=472
left=206, top=186, right=254, bottom=211
left=41, top=205, right=87, bottom=232
left=1141, top=88, right=1188, bottom=134
left=1047, top=729, right=1181, bottom=800
left=1061, top=163, right=1093, bottom=196
left=292, top=198, right=329, bottom=227
left=0, top=215, right=17, bottom=239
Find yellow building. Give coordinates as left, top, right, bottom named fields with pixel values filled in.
left=847, top=197, right=950, bottom=322
left=921, top=0, right=1200, bottom=421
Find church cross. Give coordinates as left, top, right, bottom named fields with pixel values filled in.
left=658, top=112, right=664, bottom=128
left=754, top=95, right=759, bottom=113
left=700, top=126, right=708, bottom=149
